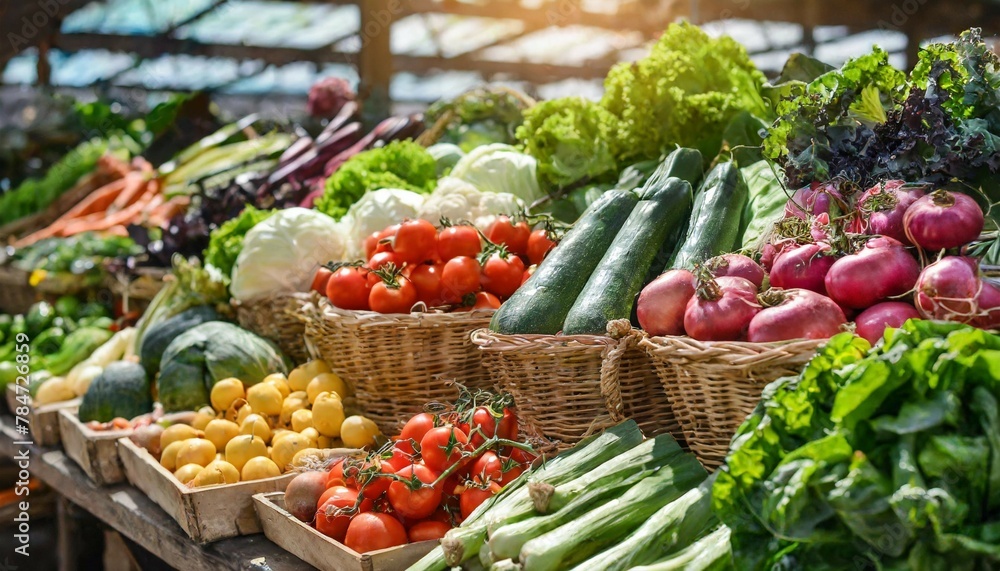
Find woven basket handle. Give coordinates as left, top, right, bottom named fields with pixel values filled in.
left=599, top=319, right=635, bottom=423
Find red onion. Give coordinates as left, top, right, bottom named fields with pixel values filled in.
left=707, top=254, right=765, bottom=288
left=825, top=236, right=921, bottom=309
left=785, top=182, right=843, bottom=220
left=857, top=181, right=926, bottom=245
left=854, top=301, right=920, bottom=345
left=748, top=289, right=846, bottom=342
left=683, top=276, right=760, bottom=341
left=914, top=256, right=981, bottom=322
left=636, top=270, right=696, bottom=336
left=770, top=242, right=837, bottom=295
left=903, top=190, right=984, bottom=251
left=973, top=279, right=1000, bottom=330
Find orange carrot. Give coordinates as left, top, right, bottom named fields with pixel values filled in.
left=61, top=183, right=160, bottom=236
left=147, top=195, right=190, bottom=227
left=57, top=177, right=127, bottom=219
left=110, top=172, right=147, bottom=211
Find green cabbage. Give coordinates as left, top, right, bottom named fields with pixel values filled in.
left=450, top=143, right=544, bottom=204
left=156, top=321, right=291, bottom=412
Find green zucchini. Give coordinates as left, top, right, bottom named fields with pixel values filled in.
left=563, top=176, right=693, bottom=335
left=668, top=162, right=748, bottom=271
left=489, top=190, right=639, bottom=335
left=641, top=148, right=705, bottom=288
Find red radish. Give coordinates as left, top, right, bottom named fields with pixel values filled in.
left=637, top=270, right=696, bottom=336
left=683, top=276, right=760, bottom=341
left=857, top=181, right=925, bottom=245
left=854, top=301, right=920, bottom=345
left=707, top=254, right=765, bottom=288
left=785, top=182, right=842, bottom=219
left=914, top=256, right=981, bottom=322
left=770, top=242, right=836, bottom=295
left=973, top=279, right=1000, bottom=329
left=747, top=289, right=846, bottom=343
left=904, top=190, right=984, bottom=251
left=284, top=471, right=329, bottom=522
left=825, top=237, right=921, bottom=309
left=760, top=240, right=794, bottom=272
left=810, top=213, right=831, bottom=243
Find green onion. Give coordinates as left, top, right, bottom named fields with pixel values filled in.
left=518, top=452, right=707, bottom=571
left=528, top=433, right=686, bottom=514
left=626, top=526, right=732, bottom=571
left=569, top=475, right=718, bottom=571
left=419, top=421, right=644, bottom=568
left=490, top=560, right=522, bottom=571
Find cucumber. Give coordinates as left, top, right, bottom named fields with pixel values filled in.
left=642, top=148, right=705, bottom=285
left=668, top=162, right=748, bottom=271
left=563, top=177, right=693, bottom=335
left=490, top=190, right=639, bottom=335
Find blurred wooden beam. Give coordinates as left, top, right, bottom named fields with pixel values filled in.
left=358, top=0, right=393, bottom=124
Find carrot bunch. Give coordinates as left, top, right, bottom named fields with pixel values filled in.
left=15, top=156, right=190, bottom=247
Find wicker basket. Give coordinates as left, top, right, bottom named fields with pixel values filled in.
left=235, top=292, right=313, bottom=364
left=640, top=336, right=823, bottom=468
left=0, top=266, right=36, bottom=315
left=472, top=321, right=681, bottom=452
left=302, top=298, right=493, bottom=435
left=106, top=267, right=169, bottom=315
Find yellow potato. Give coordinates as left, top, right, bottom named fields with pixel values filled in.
left=225, top=435, right=267, bottom=473
left=204, top=419, right=240, bottom=451
left=299, top=427, right=320, bottom=448
left=191, top=406, right=217, bottom=431
left=159, top=441, right=184, bottom=471
left=270, top=432, right=311, bottom=472
left=175, top=438, right=216, bottom=468
left=160, top=424, right=203, bottom=451
left=263, top=374, right=291, bottom=399
left=291, top=409, right=313, bottom=432
left=312, top=392, right=346, bottom=437
left=246, top=383, right=283, bottom=417
left=279, top=394, right=308, bottom=427
left=241, top=456, right=281, bottom=481
left=287, top=360, right=331, bottom=392
left=210, top=378, right=246, bottom=413
left=199, top=460, right=240, bottom=485
left=307, top=373, right=348, bottom=404
left=340, top=415, right=380, bottom=449
left=174, top=463, right=203, bottom=485
left=239, top=413, right=273, bottom=444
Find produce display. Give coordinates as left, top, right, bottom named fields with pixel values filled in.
left=3, top=18, right=1000, bottom=571
left=285, top=391, right=536, bottom=553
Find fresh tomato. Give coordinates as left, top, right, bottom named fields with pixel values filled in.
left=486, top=216, right=530, bottom=256
left=498, top=460, right=526, bottom=486
left=507, top=445, right=536, bottom=465
left=407, top=520, right=452, bottom=543
left=460, top=479, right=502, bottom=519
left=408, top=263, right=444, bottom=306
left=363, top=231, right=382, bottom=259
left=453, top=291, right=502, bottom=312
left=527, top=229, right=557, bottom=265
left=468, top=407, right=499, bottom=448
left=438, top=225, right=482, bottom=260
left=387, top=464, right=443, bottom=520
left=498, top=408, right=518, bottom=441
left=521, top=264, right=537, bottom=286
left=470, top=451, right=503, bottom=482
left=378, top=224, right=401, bottom=241
left=386, top=441, right=417, bottom=471
left=441, top=256, right=481, bottom=303
left=326, top=458, right=347, bottom=488
left=394, top=219, right=438, bottom=264
left=343, top=459, right=397, bottom=500
left=311, top=266, right=333, bottom=294
left=315, top=486, right=372, bottom=542
left=326, top=266, right=371, bottom=311
left=369, top=274, right=418, bottom=314
left=344, top=512, right=409, bottom=553
left=420, top=426, right=471, bottom=473
left=368, top=250, right=400, bottom=271
left=398, top=413, right=436, bottom=455
left=481, top=252, right=525, bottom=299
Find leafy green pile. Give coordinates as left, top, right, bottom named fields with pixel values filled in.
left=518, top=22, right=770, bottom=190
left=315, top=140, right=437, bottom=219
left=714, top=320, right=1000, bottom=570
left=424, top=87, right=531, bottom=152
left=765, top=28, right=1000, bottom=210
left=204, top=205, right=275, bottom=279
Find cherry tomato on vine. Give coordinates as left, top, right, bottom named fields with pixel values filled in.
left=481, top=252, right=525, bottom=299
left=393, top=219, right=438, bottom=264
left=453, top=292, right=501, bottom=312
left=344, top=512, right=408, bottom=553
left=369, top=275, right=418, bottom=314
left=438, top=225, right=482, bottom=260
left=498, top=408, right=518, bottom=441
left=363, top=231, right=382, bottom=259
left=471, top=451, right=503, bottom=482
left=311, top=266, right=333, bottom=294
left=521, top=264, right=537, bottom=286
left=468, top=406, right=499, bottom=447
left=387, top=464, right=442, bottom=520
left=460, top=479, right=502, bottom=519
left=316, top=486, right=373, bottom=542
left=486, top=216, right=530, bottom=256
left=441, top=256, right=481, bottom=303
left=368, top=251, right=400, bottom=271
left=527, top=229, right=557, bottom=265
left=397, top=413, right=436, bottom=455
left=378, top=224, right=401, bottom=241
left=408, top=520, right=451, bottom=543
left=326, top=266, right=371, bottom=310
left=420, top=425, right=471, bottom=473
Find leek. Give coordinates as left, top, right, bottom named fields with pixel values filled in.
left=627, top=526, right=733, bottom=571
left=570, top=475, right=718, bottom=571
left=489, top=468, right=650, bottom=560
left=490, top=560, right=521, bottom=571
left=528, top=433, right=686, bottom=514
left=518, top=452, right=707, bottom=571
left=410, top=421, right=644, bottom=569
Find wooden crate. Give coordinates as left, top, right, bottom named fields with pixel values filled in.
left=58, top=408, right=130, bottom=485
left=0, top=265, right=35, bottom=315
left=254, top=492, right=437, bottom=571
left=6, top=385, right=81, bottom=446
left=117, top=438, right=295, bottom=544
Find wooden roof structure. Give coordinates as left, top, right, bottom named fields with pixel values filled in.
left=2, top=0, right=999, bottom=117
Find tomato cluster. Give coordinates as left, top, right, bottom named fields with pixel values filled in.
left=310, top=403, right=534, bottom=553
left=311, top=216, right=557, bottom=314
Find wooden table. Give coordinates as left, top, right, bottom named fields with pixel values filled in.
left=0, top=417, right=313, bottom=571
